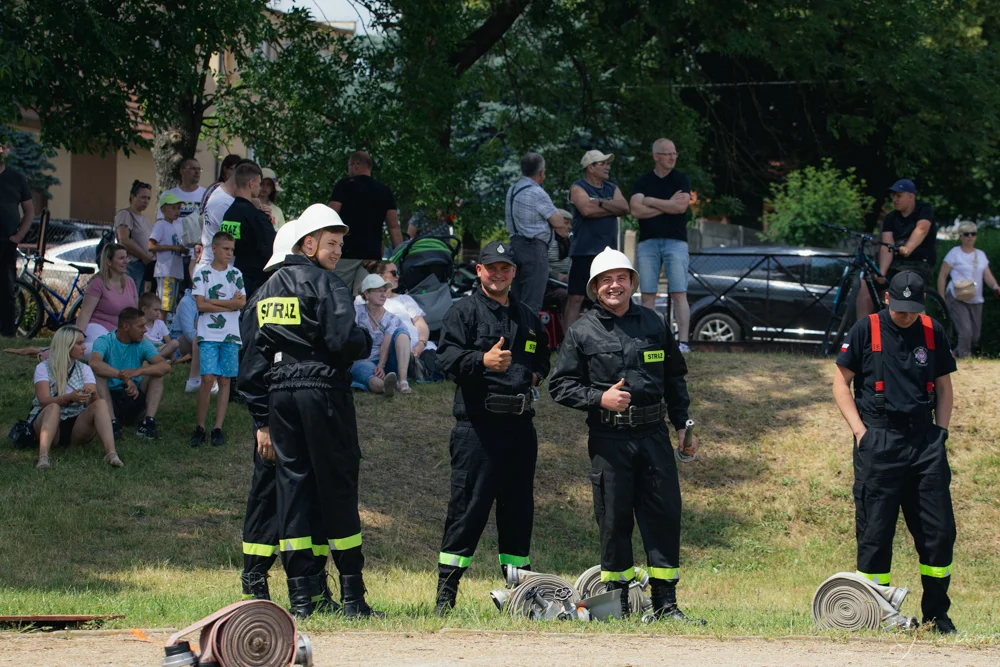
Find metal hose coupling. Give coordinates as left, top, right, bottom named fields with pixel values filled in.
left=163, top=599, right=313, bottom=667
left=676, top=419, right=697, bottom=462
left=812, top=572, right=918, bottom=631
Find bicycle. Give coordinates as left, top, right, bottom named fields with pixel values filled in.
left=14, top=248, right=95, bottom=339
left=820, top=223, right=952, bottom=355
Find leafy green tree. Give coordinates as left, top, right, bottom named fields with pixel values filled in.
left=0, top=126, right=60, bottom=201
left=763, top=160, right=874, bottom=247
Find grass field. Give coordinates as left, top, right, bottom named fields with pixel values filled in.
left=1, top=339, right=998, bottom=641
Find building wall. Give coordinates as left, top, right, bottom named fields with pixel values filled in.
left=69, top=153, right=116, bottom=222
left=47, top=148, right=72, bottom=219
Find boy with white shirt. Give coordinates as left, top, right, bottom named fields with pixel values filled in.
left=149, top=193, right=187, bottom=317
left=139, top=292, right=180, bottom=360
left=191, top=231, right=245, bottom=447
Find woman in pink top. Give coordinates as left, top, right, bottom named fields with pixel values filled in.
left=76, top=243, right=138, bottom=354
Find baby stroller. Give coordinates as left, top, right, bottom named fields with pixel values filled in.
left=389, top=234, right=461, bottom=335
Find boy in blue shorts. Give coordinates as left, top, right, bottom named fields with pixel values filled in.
left=191, top=231, right=246, bottom=447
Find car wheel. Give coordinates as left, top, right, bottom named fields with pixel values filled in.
left=693, top=313, right=742, bottom=342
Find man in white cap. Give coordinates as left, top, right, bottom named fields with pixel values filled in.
left=238, top=204, right=382, bottom=619
left=550, top=246, right=701, bottom=622
left=566, top=150, right=630, bottom=325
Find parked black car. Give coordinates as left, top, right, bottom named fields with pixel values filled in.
left=685, top=246, right=850, bottom=343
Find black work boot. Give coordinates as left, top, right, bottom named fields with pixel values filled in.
left=434, top=568, right=462, bottom=617
left=240, top=570, right=270, bottom=600
left=287, top=575, right=320, bottom=619
left=921, top=575, right=956, bottom=634
left=340, top=574, right=385, bottom=619
left=649, top=579, right=706, bottom=625
left=606, top=581, right=631, bottom=618
left=312, top=573, right=342, bottom=614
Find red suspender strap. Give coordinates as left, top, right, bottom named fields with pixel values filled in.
left=869, top=313, right=885, bottom=413
left=920, top=314, right=937, bottom=403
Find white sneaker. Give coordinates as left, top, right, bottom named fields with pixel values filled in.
left=211, top=382, right=219, bottom=395
left=678, top=343, right=692, bottom=354
left=185, top=378, right=202, bottom=393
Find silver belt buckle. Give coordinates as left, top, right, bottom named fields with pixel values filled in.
left=514, top=393, right=527, bottom=415
left=615, top=405, right=636, bottom=426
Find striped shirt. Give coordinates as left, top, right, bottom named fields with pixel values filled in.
left=505, top=177, right=558, bottom=240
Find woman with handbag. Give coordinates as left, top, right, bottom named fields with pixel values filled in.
left=28, top=326, right=122, bottom=469
left=937, top=222, right=1000, bottom=357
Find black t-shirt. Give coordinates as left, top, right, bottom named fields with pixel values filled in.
left=880, top=201, right=936, bottom=265
left=329, top=175, right=397, bottom=260
left=0, top=167, right=31, bottom=237
left=630, top=169, right=691, bottom=242
left=836, top=309, right=956, bottom=416
left=221, top=197, right=276, bottom=298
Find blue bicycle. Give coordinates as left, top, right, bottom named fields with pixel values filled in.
left=14, top=248, right=95, bottom=338
left=820, top=223, right=952, bottom=355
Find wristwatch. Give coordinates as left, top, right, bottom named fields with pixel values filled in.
left=597, top=200, right=604, bottom=208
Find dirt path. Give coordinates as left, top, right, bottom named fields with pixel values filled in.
left=1, top=630, right=997, bottom=667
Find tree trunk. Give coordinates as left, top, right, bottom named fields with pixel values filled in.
left=150, top=108, right=200, bottom=193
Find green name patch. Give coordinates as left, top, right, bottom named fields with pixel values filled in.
left=220, top=220, right=242, bottom=239
left=525, top=340, right=537, bottom=353
left=643, top=350, right=665, bottom=363
left=258, top=297, right=301, bottom=325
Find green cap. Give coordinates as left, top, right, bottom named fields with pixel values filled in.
left=158, top=192, right=183, bottom=208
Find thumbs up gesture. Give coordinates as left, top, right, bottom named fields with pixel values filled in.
left=483, top=336, right=512, bottom=371
left=600, top=378, right=631, bottom=412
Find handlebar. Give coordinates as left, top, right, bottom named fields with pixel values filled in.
left=820, top=222, right=900, bottom=252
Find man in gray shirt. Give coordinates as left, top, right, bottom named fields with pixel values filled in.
left=0, top=141, right=35, bottom=336
left=505, top=152, right=564, bottom=314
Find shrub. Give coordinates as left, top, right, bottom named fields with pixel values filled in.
left=763, top=160, right=873, bottom=248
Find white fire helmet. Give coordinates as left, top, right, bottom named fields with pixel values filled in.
left=586, top=246, right=639, bottom=302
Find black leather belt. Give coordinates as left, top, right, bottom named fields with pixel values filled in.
left=600, top=403, right=666, bottom=427
left=485, top=393, right=531, bottom=415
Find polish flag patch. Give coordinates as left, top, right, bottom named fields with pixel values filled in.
left=841, top=343, right=850, bottom=352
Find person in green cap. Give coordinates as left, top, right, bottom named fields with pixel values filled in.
left=149, top=192, right=188, bottom=317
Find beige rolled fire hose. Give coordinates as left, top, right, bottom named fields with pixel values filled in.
left=812, top=572, right=916, bottom=631
left=163, top=600, right=312, bottom=667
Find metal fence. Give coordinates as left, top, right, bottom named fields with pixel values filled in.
left=680, top=250, right=852, bottom=344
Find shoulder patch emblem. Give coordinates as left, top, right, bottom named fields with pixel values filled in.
left=914, top=346, right=928, bottom=366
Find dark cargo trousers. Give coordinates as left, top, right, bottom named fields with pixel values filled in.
left=438, top=417, right=538, bottom=577
left=854, top=416, right=956, bottom=620
left=271, top=388, right=365, bottom=580
left=589, top=424, right=682, bottom=584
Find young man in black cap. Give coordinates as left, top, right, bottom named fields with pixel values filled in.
left=833, top=270, right=958, bottom=633
left=433, top=240, right=550, bottom=615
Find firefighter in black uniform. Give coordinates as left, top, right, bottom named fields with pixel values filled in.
left=550, top=247, right=701, bottom=621
left=238, top=203, right=383, bottom=619
left=238, top=220, right=343, bottom=608
left=834, top=271, right=958, bottom=634
left=433, top=240, right=550, bottom=615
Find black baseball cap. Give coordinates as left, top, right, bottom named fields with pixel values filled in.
left=888, top=179, right=917, bottom=194
left=478, top=240, right=516, bottom=267
left=888, top=271, right=925, bottom=313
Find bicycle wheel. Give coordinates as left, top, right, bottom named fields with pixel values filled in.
left=822, top=278, right=856, bottom=355
left=15, top=280, right=44, bottom=339
left=924, top=289, right=954, bottom=343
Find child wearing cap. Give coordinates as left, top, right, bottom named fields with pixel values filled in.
left=149, top=193, right=187, bottom=318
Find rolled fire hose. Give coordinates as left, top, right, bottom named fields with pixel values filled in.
left=812, top=572, right=917, bottom=631
left=163, top=599, right=313, bottom=667
left=498, top=572, right=582, bottom=619
left=574, top=565, right=653, bottom=614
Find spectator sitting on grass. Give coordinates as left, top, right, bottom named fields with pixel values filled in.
left=367, top=260, right=441, bottom=381
left=138, top=292, right=180, bottom=361
left=352, top=273, right=412, bottom=396
left=89, top=307, right=172, bottom=440
left=76, top=243, right=138, bottom=355
left=29, top=326, right=122, bottom=470
left=190, top=231, right=245, bottom=448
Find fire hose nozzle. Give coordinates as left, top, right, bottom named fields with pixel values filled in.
left=490, top=589, right=510, bottom=612
left=676, top=419, right=697, bottom=462
left=295, top=633, right=314, bottom=667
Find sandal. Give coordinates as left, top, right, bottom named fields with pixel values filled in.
left=399, top=380, right=412, bottom=394
left=36, top=455, right=50, bottom=470
left=383, top=372, right=397, bottom=398
left=104, top=452, right=124, bottom=467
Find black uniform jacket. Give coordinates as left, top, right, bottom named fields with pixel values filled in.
left=549, top=301, right=690, bottom=433
left=223, top=196, right=277, bottom=299
left=437, top=288, right=550, bottom=421
left=238, top=254, right=372, bottom=428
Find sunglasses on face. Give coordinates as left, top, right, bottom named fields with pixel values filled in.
left=962, top=232, right=977, bottom=237
left=655, top=152, right=679, bottom=158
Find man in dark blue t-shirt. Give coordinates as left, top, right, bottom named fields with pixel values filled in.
left=630, top=138, right=692, bottom=352
left=566, top=150, right=629, bottom=324
left=0, top=141, right=35, bottom=336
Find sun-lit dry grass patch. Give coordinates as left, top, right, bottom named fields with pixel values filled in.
left=0, top=338, right=997, bottom=639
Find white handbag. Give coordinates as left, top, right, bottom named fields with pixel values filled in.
left=952, top=252, right=978, bottom=302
